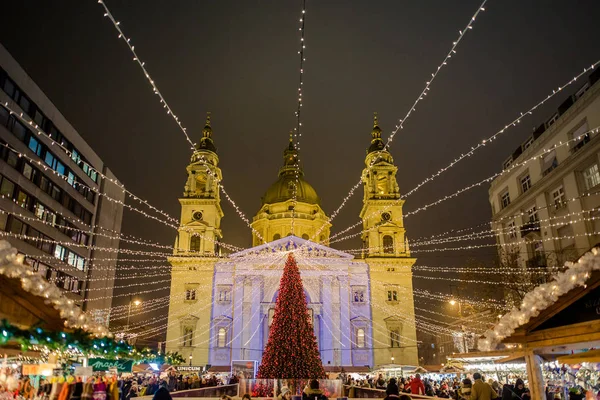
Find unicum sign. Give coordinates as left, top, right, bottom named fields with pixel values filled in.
left=89, top=358, right=133, bottom=372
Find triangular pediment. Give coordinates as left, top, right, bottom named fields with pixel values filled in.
left=230, top=235, right=354, bottom=260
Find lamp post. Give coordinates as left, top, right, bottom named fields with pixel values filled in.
left=189, top=354, right=193, bottom=366
left=449, top=299, right=468, bottom=353
left=126, top=298, right=141, bottom=334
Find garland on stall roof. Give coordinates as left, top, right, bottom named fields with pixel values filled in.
left=0, top=319, right=133, bottom=357
left=478, top=247, right=600, bottom=351
left=0, top=240, right=110, bottom=337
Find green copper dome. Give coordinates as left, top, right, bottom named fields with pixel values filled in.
left=261, top=135, right=321, bottom=205
left=262, top=175, right=320, bottom=205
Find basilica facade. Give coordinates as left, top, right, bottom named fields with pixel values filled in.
left=165, top=114, right=418, bottom=370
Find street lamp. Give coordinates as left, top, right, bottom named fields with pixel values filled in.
left=448, top=299, right=468, bottom=353
left=390, top=356, right=394, bottom=364
left=189, top=354, right=193, bottom=366
left=126, top=298, right=141, bottom=334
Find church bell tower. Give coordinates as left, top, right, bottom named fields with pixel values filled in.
left=360, top=113, right=418, bottom=366
left=165, top=112, right=223, bottom=367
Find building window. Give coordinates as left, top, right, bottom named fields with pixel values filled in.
left=301, top=233, right=309, bottom=240
left=552, top=186, right=566, bottom=209
left=183, top=327, right=193, bottom=347
left=527, top=206, right=539, bottom=222
left=522, top=136, right=534, bottom=150
left=356, top=328, right=365, bottom=348
left=387, top=289, right=398, bottom=302
left=390, top=330, right=401, bottom=348
left=500, top=190, right=510, bottom=209
left=353, top=287, right=365, bottom=303
left=520, top=174, right=531, bottom=193
left=0, top=177, right=15, bottom=198
left=502, top=158, right=513, bottom=170
left=273, top=233, right=281, bottom=241
left=571, top=121, right=590, bottom=153
left=583, top=164, right=600, bottom=191
left=382, top=235, right=394, bottom=254
left=185, top=289, right=196, bottom=301
left=218, top=287, right=231, bottom=303
left=217, top=327, right=227, bottom=348
left=542, top=150, right=558, bottom=176
left=190, top=235, right=201, bottom=252
left=507, top=221, right=517, bottom=239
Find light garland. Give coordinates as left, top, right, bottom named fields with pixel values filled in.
left=330, top=126, right=600, bottom=244
left=328, top=65, right=600, bottom=243
left=290, top=0, right=308, bottom=237
left=479, top=247, right=600, bottom=351
left=0, top=240, right=110, bottom=336
left=300, top=0, right=489, bottom=247
left=1, top=103, right=243, bottom=254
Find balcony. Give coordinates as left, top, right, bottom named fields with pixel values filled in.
left=520, top=220, right=541, bottom=237
left=571, top=134, right=591, bottom=154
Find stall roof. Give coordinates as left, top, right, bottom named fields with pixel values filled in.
left=479, top=248, right=600, bottom=351
left=557, top=349, right=600, bottom=364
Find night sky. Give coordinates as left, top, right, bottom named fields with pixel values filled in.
left=2, top=1, right=600, bottom=342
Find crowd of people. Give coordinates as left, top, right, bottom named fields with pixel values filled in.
left=344, top=372, right=531, bottom=399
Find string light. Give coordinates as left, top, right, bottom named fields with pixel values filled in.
left=96, top=0, right=195, bottom=150
left=328, top=62, right=600, bottom=243
left=291, top=0, right=308, bottom=237
left=1, top=103, right=243, bottom=254
left=330, top=126, right=600, bottom=244
left=302, top=0, right=490, bottom=246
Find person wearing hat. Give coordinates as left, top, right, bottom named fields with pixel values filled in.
left=278, top=387, right=292, bottom=400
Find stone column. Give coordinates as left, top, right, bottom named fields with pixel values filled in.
left=247, top=276, right=262, bottom=361
left=338, top=275, right=352, bottom=366
left=321, top=276, right=334, bottom=365
left=231, top=275, right=245, bottom=360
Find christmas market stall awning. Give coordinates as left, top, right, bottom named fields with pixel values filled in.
left=0, top=240, right=110, bottom=337
left=466, top=246, right=600, bottom=399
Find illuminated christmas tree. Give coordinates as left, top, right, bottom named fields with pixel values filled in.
left=257, top=253, right=326, bottom=379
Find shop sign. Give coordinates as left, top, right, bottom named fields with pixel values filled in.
left=177, top=366, right=204, bottom=372
left=89, top=358, right=133, bottom=372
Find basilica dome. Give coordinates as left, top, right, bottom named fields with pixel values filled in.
left=262, top=174, right=320, bottom=205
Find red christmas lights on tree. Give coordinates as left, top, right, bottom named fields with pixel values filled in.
left=257, top=253, right=326, bottom=379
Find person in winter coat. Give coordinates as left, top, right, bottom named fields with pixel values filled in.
left=408, top=374, right=425, bottom=396
left=512, top=378, right=530, bottom=399
left=302, top=380, right=328, bottom=400
left=458, top=378, right=472, bottom=400
left=152, top=382, right=172, bottom=400
left=376, top=375, right=387, bottom=390
left=384, top=379, right=400, bottom=400
left=470, top=373, right=498, bottom=400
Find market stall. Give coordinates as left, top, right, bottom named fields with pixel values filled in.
left=470, top=247, right=600, bottom=399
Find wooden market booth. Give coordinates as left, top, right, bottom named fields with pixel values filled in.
left=451, top=267, right=600, bottom=399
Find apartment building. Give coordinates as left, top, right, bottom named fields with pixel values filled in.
left=0, top=44, right=124, bottom=325
left=489, top=68, right=600, bottom=270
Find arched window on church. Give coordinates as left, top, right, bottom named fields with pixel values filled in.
left=273, top=233, right=281, bottom=241
left=217, top=327, right=227, bottom=347
left=383, top=235, right=394, bottom=254
left=302, top=234, right=309, bottom=240
left=190, top=235, right=201, bottom=252
left=357, top=328, right=365, bottom=348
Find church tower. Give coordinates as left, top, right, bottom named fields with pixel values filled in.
left=165, top=113, right=223, bottom=367
left=360, top=113, right=418, bottom=366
